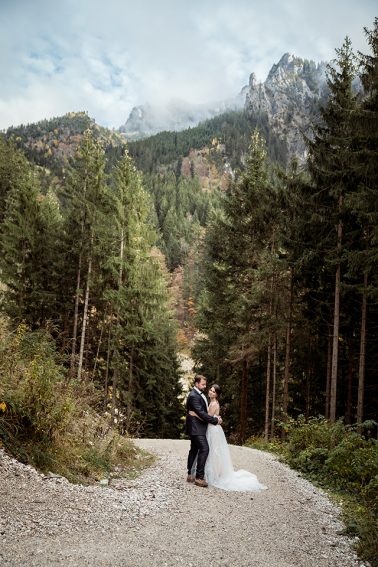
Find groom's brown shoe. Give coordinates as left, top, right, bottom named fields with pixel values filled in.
left=186, top=474, right=195, bottom=483
left=194, top=478, right=208, bottom=487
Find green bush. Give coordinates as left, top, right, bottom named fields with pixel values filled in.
left=284, top=415, right=347, bottom=454
left=363, top=476, right=378, bottom=515
left=326, top=434, right=378, bottom=492
left=244, top=435, right=283, bottom=454
left=0, top=324, right=77, bottom=450
left=0, top=320, right=152, bottom=483
left=281, top=416, right=378, bottom=566
left=291, top=446, right=330, bottom=474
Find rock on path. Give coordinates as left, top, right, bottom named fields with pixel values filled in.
left=0, top=440, right=368, bottom=567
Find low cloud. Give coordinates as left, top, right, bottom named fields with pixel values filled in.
left=0, top=0, right=376, bottom=130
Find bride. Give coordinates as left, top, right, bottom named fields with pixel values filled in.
left=190, top=384, right=267, bottom=492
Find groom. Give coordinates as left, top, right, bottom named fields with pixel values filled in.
left=185, top=374, right=222, bottom=487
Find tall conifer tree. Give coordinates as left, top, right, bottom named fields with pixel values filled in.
left=105, top=149, right=183, bottom=436
left=307, top=38, right=358, bottom=422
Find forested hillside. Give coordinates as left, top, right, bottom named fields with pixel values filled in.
left=127, top=108, right=288, bottom=174
left=4, top=112, right=127, bottom=199
left=2, top=107, right=287, bottom=320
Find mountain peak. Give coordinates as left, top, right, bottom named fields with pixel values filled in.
left=245, top=53, right=328, bottom=159
left=119, top=52, right=328, bottom=154
left=277, top=52, right=296, bottom=66
left=267, top=53, right=306, bottom=84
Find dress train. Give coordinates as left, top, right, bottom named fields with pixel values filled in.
left=193, top=424, right=267, bottom=492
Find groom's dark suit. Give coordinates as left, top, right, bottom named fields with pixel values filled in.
left=186, top=388, right=219, bottom=480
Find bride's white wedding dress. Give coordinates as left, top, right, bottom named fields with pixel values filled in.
left=205, top=421, right=267, bottom=492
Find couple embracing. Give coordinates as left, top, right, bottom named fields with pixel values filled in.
left=185, top=374, right=267, bottom=492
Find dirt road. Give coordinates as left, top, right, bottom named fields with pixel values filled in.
left=0, top=439, right=367, bottom=566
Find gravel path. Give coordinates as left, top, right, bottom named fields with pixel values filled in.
left=0, top=440, right=368, bottom=567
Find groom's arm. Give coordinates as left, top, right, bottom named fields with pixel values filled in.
left=189, top=395, right=219, bottom=425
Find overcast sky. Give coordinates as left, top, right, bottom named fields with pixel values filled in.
left=0, top=0, right=376, bottom=130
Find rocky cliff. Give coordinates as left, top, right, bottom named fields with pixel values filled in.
left=244, top=53, right=328, bottom=159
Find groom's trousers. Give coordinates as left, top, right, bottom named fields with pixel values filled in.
left=187, top=435, right=209, bottom=479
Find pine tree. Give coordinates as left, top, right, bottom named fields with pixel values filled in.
left=0, top=159, right=63, bottom=327
left=61, top=129, right=108, bottom=379
left=195, top=131, right=281, bottom=441
left=0, top=138, right=33, bottom=224
left=104, top=148, right=183, bottom=436
left=307, top=37, right=358, bottom=422
left=348, top=19, right=378, bottom=426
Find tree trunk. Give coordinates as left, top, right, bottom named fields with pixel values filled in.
left=282, top=268, right=293, bottom=425
left=264, top=335, right=272, bottom=441
left=77, top=235, right=93, bottom=381
left=325, top=328, right=332, bottom=419
left=70, top=175, right=87, bottom=372
left=92, top=305, right=108, bottom=380
left=111, top=358, right=118, bottom=425
left=104, top=324, right=111, bottom=413
left=110, top=227, right=126, bottom=424
left=330, top=199, right=343, bottom=423
left=271, top=333, right=277, bottom=437
left=239, top=359, right=248, bottom=444
left=126, top=348, right=134, bottom=428
left=70, top=250, right=82, bottom=371
left=345, top=344, right=354, bottom=425
left=357, top=271, right=368, bottom=430
left=330, top=262, right=341, bottom=422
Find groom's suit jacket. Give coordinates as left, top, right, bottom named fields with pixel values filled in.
left=185, top=388, right=218, bottom=436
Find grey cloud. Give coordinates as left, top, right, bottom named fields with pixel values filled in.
left=0, top=0, right=376, bottom=130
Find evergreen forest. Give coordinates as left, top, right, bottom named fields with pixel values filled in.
left=1, top=22, right=378, bottom=442
left=193, top=34, right=378, bottom=444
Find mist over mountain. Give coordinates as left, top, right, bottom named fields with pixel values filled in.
left=119, top=92, right=246, bottom=140
left=4, top=53, right=330, bottom=169
left=119, top=53, right=327, bottom=156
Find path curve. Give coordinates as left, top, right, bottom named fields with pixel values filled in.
left=0, top=440, right=368, bottom=566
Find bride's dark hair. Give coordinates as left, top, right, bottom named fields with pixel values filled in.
left=212, top=384, right=221, bottom=400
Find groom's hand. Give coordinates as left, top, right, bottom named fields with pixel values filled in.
left=217, top=416, right=222, bottom=425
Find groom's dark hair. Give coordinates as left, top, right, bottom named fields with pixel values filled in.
left=194, top=374, right=206, bottom=384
